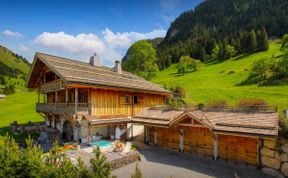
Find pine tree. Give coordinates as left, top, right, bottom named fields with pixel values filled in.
left=90, top=146, right=111, bottom=178
left=248, top=30, right=257, bottom=52
left=259, top=27, right=269, bottom=51
left=199, top=47, right=207, bottom=61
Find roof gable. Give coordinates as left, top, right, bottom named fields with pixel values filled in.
left=26, top=53, right=171, bottom=94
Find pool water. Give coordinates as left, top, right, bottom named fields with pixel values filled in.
left=91, top=140, right=113, bottom=148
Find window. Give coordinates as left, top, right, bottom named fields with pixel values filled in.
left=125, top=96, right=130, bottom=104
left=133, top=96, right=139, bottom=104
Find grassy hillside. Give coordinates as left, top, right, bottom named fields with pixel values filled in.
left=0, top=91, right=42, bottom=142
left=152, top=41, right=288, bottom=110
left=0, top=45, right=30, bottom=75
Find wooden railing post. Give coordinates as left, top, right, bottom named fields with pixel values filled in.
left=55, top=91, right=58, bottom=107
left=65, top=88, right=68, bottom=107
left=75, top=88, right=78, bottom=113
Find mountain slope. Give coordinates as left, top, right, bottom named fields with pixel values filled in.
left=0, top=45, right=30, bottom=76
left=157, top=0, right=288, bottom=69
left=152, top=41, right=288, bottom=110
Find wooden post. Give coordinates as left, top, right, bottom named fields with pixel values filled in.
left=55, top=91, right=58, bottom=107
left=144, top=125, right=147, bottom=144
left=257, top=137, right=263, bottom=168
left=65, top=88, right=68, bottom=107
left=179, top=128, right=184, bottom=153
left=43, top=72, right=46, bottom=84
left=154, top=127, right=157, bottom=147
left=213, top=134, right=218, bottom=160
left=75, top=88, right=78, bottom=113
left=88, top=127, right=92, bottom=144
left=88, top=88, right=91, bottom=115
left=37, top=93, right=40, bottom=103
left=44, top=94, right=47, bottom=103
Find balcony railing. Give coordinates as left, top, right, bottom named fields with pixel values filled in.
left=36, top=102, right=89, bottom=115
left=39, top=79, right=66, bottom=93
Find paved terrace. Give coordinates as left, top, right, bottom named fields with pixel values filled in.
left=112, top=147, right=272, bottom=178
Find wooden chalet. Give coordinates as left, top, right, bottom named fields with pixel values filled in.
left=27, top=52, right=279, bottom=168
left=26, top=52, right=171, bottom=143
left=133, top=108, right=279, bottom=166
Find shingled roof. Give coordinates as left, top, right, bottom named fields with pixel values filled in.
left=27, top=53, right=171, bottom=94
left=133, top=108, right=279, bottom=136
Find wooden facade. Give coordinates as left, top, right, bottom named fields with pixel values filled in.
left=218, top=135, right=258, bottom=165
left=90, top=88, right=165, bottom=117
left=143, top=113, right=264, bottom=166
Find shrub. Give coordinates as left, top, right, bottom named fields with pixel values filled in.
left=0, top=135, right=112, bottom=178
left=3, top=84, right=15, bottom=95
left=131, top=163, right=143, bottom=178
left=237, top=99, right=268, bottom=110
left=279, top=116, right=288, bottom=138
left=177, top=55, right=201, bottom=74
left=207, top=100, right=228, bottom=109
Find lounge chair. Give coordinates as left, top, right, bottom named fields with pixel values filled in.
left=121, top=141, right=132, bottom=156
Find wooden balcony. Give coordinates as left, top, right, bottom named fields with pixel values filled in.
left=36, top=102, right=89, bottom=115
left=39, top=79, right=66, bottom=93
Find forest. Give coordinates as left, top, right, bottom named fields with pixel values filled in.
left=155, top=0, right=288, bottom=70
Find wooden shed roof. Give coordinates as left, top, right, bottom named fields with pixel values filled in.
left=26, top=53, right=171, bottom=94
left=133, top=108, right=279, bottom=136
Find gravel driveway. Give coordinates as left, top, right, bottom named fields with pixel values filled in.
left=112, top=147, right=272, bottom=178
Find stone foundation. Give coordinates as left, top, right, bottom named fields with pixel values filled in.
left=261, top=138, right=288, bottom=178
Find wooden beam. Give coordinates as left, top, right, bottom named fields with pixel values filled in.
left=257, top=137, right=263, bottom=168
left=154, top=128, right=157, bottom=147
left=75, top=88, right=78, bottom=112
left=213, top=134, right=218, bottom=160
left=65, top=88, right=68, bottom=106
left=177, top=123, right=209, bottom=128
left=55, top=91, right=58, bottom=106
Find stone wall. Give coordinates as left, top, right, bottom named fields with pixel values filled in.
left=110, top=151, right=140, bottom=170
left=261, top=138, right=288, bottom=178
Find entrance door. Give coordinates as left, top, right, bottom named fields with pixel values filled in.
left=218, top=135, right=258, bottom=165
left=62, top=121, right=73, bottom=141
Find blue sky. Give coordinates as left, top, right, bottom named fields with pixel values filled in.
left=0, top=0, right=202, bottom=66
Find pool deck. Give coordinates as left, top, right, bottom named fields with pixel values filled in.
left=66, top=141, right=129, bottom=165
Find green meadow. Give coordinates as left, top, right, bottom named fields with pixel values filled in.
left=152, top=42, right=288, bottom=110
left=0, top=91, right=42, bottom=141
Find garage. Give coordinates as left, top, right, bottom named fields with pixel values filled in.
left=218, top=135, right=258, bottom=166
left=183, top=127, right=213, bottom=156
left=157, top=127, right=179, bottom=150
left=134, top=108, right=278, bottom=168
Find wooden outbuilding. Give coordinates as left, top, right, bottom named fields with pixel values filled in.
left=132, top=108, right=279, bottom=166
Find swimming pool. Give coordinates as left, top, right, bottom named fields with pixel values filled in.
left=90, top=140, right=113, bottom=148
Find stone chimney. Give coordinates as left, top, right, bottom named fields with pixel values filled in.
left=114, top=60, right=122, bottom=74
left=89, top=53, right=101, bottom=66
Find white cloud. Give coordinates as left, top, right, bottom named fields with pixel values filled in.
left=145, top=29, right=167, bottom=39
left=102, top=28, right=145, bottom=48
left=19, top=44, right=30, bottom=52
left=102, top=28, right=166, bottom=49
left=2, top=30, right=23, bottom=37
left=35, top=32, right=105, bottom=56
left=34, top=28, right=166, bottom=65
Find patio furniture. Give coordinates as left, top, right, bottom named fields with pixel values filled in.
left=121, top=142, right=131, bottom=156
